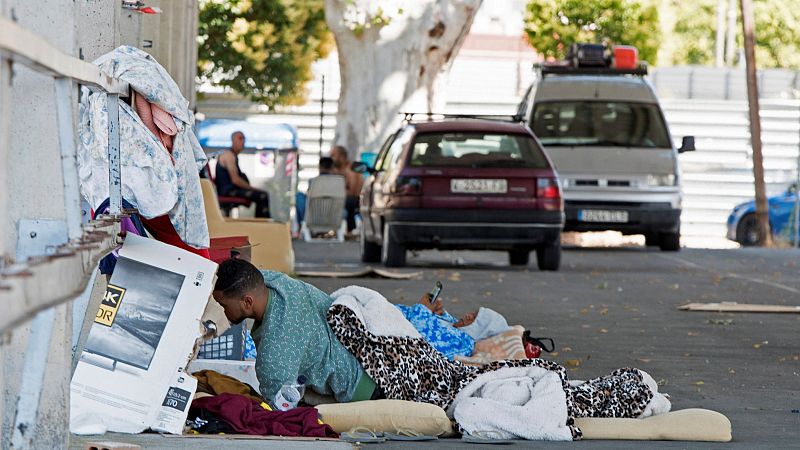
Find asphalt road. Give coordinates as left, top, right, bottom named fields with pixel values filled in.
left=72, top=241, right=800, bottom=449
left=294, top=241, right=800, bottom=449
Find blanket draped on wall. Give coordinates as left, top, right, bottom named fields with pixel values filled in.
left=78, top=46, right=209, bottom=248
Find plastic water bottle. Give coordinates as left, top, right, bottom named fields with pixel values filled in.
left=274, top=376, right=307, bottom=411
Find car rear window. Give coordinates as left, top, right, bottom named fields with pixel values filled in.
left=408, top=132, right=549, bottom=168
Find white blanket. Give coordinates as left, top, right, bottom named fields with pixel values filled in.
left=447, top=366, right=573, bottom=441
left=330, top=286, right=421, bottom=339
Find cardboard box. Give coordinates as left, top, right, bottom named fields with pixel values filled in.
left=70, top=235, right=218, bottom=434
left=208, top=236, right=252, bottom=263
left=187, top=359, right=260, bottom=392
left=151, top=368, right=198, bottom=434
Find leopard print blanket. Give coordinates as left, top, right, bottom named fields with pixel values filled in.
left=328, top=304, right=655, bottom=440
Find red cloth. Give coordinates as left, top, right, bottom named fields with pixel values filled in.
left=190, top=393, right=337, bottom=438
left=139, top=215, right=211, bottom=260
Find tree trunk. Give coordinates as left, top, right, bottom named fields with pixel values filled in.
left=725, top=0, right=737, bottom=65
left=740, top=0, right=772, bottom=246
left=325, top=0, right=482, bottom=158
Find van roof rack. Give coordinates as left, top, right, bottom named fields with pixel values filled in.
left=536, top=63, right=648, bottom=77
left=535, top=43, right=648, bottom=77
left=400, top=112, right=524, bottom=123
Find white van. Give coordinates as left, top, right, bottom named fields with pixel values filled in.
left=517, top=44, right=694, bottom=251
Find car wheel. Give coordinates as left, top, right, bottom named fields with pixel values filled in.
left=736, top=214, right=762, bottom=246
left=360, top=225, right=382, bottom=263
left=508, top=249, right=530, bottom=266
left=658, top=231, right=681, bottom=251
left=644, top=233, right=659, bottom=247
left=536, top=242, right=561, bottom=271
left=382, top=224, right=406, bottom=267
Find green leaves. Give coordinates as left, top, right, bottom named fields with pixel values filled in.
left=524, top=0, right=661, bottom=64
left=198, top=0, right=332, bottom=108
left=663, top=0, right=800, bottom=68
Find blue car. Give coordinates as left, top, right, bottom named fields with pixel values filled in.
left=727, top=183, right=799, bottom=246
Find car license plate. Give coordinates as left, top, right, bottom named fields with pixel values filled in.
left=578, top=209, right=629, bottom=223
left=451, top=179, right=507, bottom=194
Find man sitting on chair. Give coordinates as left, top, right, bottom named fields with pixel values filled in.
left=330, top=145, right=363, bottom=236
left=295, top=156, right=337, bottom=228
left=215, top=131, right=271, bottom=218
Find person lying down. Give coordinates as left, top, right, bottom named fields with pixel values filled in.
left=395, top=292, right=512, bottom=360
left=212, top=259, right=671, bottom=441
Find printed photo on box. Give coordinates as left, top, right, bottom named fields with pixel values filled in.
left=84, top=257, right=185, bottom=371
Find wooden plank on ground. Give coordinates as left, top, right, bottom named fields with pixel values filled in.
left=679, top=302, right=800, bottom=313
left=296, top=266, right=421, bottom=279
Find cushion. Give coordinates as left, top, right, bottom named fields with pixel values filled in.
left=576, top=408, right=731, bottom=442
left=455, top=325, right=526, bottom=366
left=316, top=400, right=454, bottom=437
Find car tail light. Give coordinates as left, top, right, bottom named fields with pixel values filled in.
left=393, top=176, right=422, bottom=195
left=537, top=178, right=561, bottom=199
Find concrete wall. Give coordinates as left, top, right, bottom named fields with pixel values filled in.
left=2, top=0, right=79, bottom=444
left=0, top=1, right=140, bottom=448
left=142, top=0, right=199, bottom=108
left=0, top=1, right=10, bottom=447
left=1, top=1, right=201, bottom=447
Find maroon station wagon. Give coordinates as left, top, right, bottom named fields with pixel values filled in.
left=356, top=118, right=564, bottom=270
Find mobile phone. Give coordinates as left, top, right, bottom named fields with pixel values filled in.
left=429, top=280, right=443, bottom=304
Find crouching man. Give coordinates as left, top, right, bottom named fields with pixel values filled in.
left=212, top=259, right=383, bottom=406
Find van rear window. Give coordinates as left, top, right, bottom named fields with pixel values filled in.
left=531, top=101, right=671, bottom=148
left=409, top=132, right=548, bottom=168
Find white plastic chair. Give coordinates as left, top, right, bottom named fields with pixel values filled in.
left=301, top=174, right=347, bottom=242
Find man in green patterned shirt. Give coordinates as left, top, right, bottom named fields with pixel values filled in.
left=212, top=259, right=380, bottom=406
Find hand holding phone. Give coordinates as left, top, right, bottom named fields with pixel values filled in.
left=429, top=280, right=443, bottom=304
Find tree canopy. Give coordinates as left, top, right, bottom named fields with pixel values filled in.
left=669, top=0, right=800, bottom=68
left=524, top=0, right=661, bottom=65
left=197, top=0, right=332, bottom=108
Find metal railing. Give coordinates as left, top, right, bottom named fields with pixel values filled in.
left=0, top=15, right=128, bottom=448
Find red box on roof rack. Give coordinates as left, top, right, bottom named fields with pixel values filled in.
left=613, top=45, right=639, bottom=69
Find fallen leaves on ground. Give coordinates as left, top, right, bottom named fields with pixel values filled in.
left=447, top=272, right=461, bottom=282
left=596, top=281, right=609, bottom=289
left=599, top=328, right=608, bottom=333
left=687, top=331, right=699, bottom=336
left=599, top=308, right=609, bottom=315
left=561, top=347, right=572, bottom=352
left=565, top=359, right=581, bottom=367
left=637, top=358, right=651, bottom=363
left=694, top=380, right=705, bottom=386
